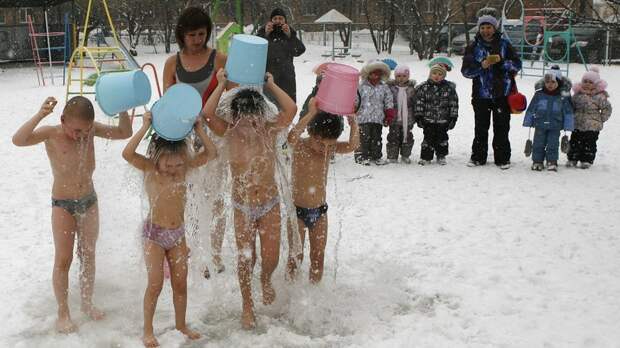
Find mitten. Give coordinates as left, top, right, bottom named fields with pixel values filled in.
left=524, top=139, right=533, bottom=157
left=561, top=134, right=570, bottom=154
left=384, top=108, right=396, bottom=126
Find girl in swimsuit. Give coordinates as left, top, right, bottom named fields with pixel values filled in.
left=122, top=112, right=217, bottom=347
left=163, top=6, right=228, bottom=276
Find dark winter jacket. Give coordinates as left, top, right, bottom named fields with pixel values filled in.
left=257, top=26, right=306, bottom=102
left=461, top=32, right=522, bottom=99
left=387, top=80, right=416, bottom=126
left=523, top=89, right=574, bottom=131
left=414, top=79, right=459, bottom=128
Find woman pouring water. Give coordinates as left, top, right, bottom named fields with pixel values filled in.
left=163, top=6, right=228, bottom=276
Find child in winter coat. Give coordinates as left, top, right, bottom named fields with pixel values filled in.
left=567, top=67, right=612, bottom=169
left=534, top=65, right=572, bottom=97
left=387, top=65, right=416, bottom=164
left=414, top=63, right=459, bottom=165
left=523, top=70, right=574, bottom=171
left=354, top=60, right=395, bottom=166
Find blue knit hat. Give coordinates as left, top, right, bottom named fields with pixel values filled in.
left=477, top=15, right=498, bottom=29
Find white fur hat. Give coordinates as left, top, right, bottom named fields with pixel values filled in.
left=360, top=60, right=391, bottom=81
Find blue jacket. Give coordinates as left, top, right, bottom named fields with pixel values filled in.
left=461, top=33, right=522, bottom=99
left=523, top=90, right=575, bottom=131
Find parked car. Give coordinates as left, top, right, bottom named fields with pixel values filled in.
left=450, top=26, right=479, bottom=55
left=435, top=24, right=470, bottom=53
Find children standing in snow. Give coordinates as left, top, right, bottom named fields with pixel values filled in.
left=286, top=98, right=359, bottom=283
left=354, top=60, right=395, bottom=166
left=414, top=63, right=459, bottom=165
left=12, top=96, right=132, bottom=333
left=122, top=112, right=216, bottom=347
left=202, top=69, right=297, bottom=329
left=386, top=65, right=416, bottom=164
left=523, top=70, right=574, bottom=171
left=566, top=67, right=612, bottom=169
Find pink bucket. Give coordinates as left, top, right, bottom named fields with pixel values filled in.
left=316, top=63, right=360, bottom=115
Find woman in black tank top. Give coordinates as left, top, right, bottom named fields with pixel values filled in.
left=163, top=6, right=226, bottom=99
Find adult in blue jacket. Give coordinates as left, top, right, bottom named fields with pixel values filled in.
left=462, top=15, right=522, bottom=169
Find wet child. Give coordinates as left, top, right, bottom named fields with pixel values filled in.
left=387, top=65, right=416, bottom=164
left=122, top=112, right=216, bottom=347
left=286, top=98, right=359, bottom=283
left=523, top=70, right=574, bottom=171
left=355, top=60, right=395, bottom=166
left=567, top=67, right=612, bottom=169
left=414, top=63, right=459, bottom=165
left=12, top=96, right=132, bottom=333
left=202, top=68, right=297, bottom=329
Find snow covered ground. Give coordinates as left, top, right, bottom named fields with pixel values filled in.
left=1, top=41, right=619, bottom=348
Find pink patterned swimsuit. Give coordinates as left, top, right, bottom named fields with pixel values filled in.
left=143, top=221, right=185, bottom=251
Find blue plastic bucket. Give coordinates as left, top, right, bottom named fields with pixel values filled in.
left=225, top=34, right=268, bottom=85
left=151, top=84, right=202, bottom=141
left=95, top=70, right=151, bottom=116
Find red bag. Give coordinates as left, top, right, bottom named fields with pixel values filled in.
left=507, top=77, right=527, bottom=114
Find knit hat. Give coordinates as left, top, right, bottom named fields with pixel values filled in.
left=544, top=69, right=562, bottom=82
left=270, top=8, right=287, bottom=21
left=477, top=15, right=498, bottom=29
left=394, top=65, right=410, bottom=77
left=429, top=64, right=447, bottom=78
left=360, top=60, right=391, bottom=81
left=581, top=66, right=601, bottom=84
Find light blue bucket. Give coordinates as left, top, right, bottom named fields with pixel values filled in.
left=151, top=83, right=202, bottom=141
left=225, top=34, right=268, bottom=85
left=95, top=70, right=151, bottom=116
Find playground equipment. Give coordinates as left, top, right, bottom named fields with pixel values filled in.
left=501, top=0, right=589, bottom=78
left=65, top=0, right=137, bottom=102
left=27, top=12, right=70, bottom=86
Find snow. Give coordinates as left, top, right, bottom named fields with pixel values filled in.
left=1, top=40, right=619, bottom=348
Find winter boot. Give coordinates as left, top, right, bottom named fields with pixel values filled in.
left=437, top=157, right=447, bottom=165
left=547, top=161, right=558, bottom=172
left=531, top=162, right=544, bottom=171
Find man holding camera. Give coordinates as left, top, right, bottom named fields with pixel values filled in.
left=257, top=8, right=306, bottom=103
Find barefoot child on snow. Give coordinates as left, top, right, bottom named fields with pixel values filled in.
left=201, top=68, right=297, bottom=329
left=122, top=112, right=217, bottom=347
left=286, top=98, right=359, bottom=283
left=12, top=96, right=132, bottom=333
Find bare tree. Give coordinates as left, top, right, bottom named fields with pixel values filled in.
left=551, top=0, right=620, bottom=30
left=399, top=0, right=462, bottom=59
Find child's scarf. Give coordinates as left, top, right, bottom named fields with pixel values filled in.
left=397, top=86, right=408, bottom=142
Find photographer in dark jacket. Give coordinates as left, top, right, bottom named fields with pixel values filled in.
left=257, top=8, right=306, bottom=103
left=462, top=15, right=522, bottom=169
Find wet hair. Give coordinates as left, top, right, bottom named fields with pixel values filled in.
left=146, top=135, right=189, bottom=166
left=63, top=96, right=94, bottom=122
left=307, top=112, right=344, bottom=140
left=231, top=89, right=267, bottom=121
left=175, top=7, right=213, bottom=50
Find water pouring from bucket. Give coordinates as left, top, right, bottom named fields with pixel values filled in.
left=151, top=83, right=202, bottom=141
left=315, top=63, right=360, bottom=115
left=95, top=70, right=152, bottom=117
left=225, top=34, right=269, bottom=86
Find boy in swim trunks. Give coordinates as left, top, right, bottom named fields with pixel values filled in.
left=202, top=68, right=297, bottom=329
left=12, top=96, right=132, bottom=333
left=286, top=98, right=359, bottom=283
